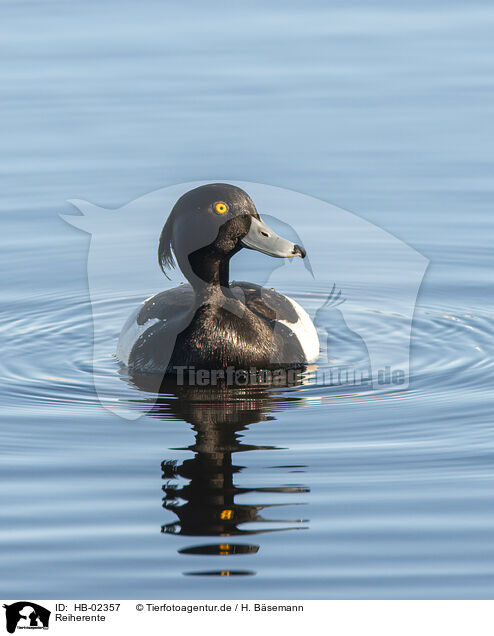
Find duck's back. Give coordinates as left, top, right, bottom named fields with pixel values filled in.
left=117, top=281, right=319, bottom=374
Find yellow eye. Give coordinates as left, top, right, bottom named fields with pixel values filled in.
left=214, top=201, right=228, bottom=215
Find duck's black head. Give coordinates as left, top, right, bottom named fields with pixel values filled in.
left=159, top=183, right=306, bottom=291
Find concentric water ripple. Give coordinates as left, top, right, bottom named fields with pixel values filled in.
left=2, top=290, right=493, bottom=417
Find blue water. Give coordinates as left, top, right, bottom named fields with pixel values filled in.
left=2, top=0, right=494, bottom=599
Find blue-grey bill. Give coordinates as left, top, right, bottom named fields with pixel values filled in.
left=240, top=216, right=306, bottom=258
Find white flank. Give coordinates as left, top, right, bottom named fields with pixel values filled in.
left=277, top=295, right=320, bottom=363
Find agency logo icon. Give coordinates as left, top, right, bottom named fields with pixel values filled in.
left=3, top=603, right=50, bottom=633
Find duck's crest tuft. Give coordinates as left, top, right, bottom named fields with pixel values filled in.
left=158, top=210, right=177, bottom=278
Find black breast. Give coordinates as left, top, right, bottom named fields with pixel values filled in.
left=128, top=281, right=306, bottom=375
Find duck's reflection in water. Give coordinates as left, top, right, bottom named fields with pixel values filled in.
left=131, top=376, right=310, bottom=577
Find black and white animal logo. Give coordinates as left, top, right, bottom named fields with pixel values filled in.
left=3, top=602, right=50, bottom=633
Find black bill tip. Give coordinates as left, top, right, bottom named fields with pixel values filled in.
left=292, top=244, right=306, bottom=258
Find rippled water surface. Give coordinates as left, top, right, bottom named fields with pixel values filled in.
left=2, top=0, right=494, bottom=599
